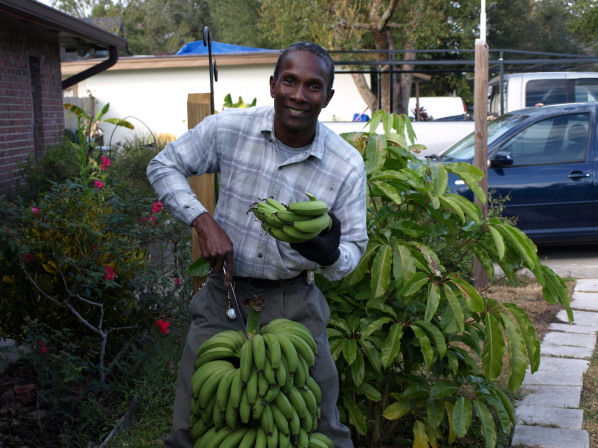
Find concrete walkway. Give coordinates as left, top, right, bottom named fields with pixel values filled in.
left=511, top=279, right=598, bottom=448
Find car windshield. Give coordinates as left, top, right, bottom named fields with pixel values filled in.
left=439, top=113, right=528, bottom=161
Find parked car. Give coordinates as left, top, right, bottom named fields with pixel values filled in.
left=435, top=102, right=597, bottom=244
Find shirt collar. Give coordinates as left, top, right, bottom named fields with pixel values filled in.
left=260, top=107, right=325, bottom=161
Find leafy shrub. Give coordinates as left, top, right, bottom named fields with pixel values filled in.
left=320, top=111, right=572, bottom=447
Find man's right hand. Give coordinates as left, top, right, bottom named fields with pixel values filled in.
left=191, top=213, right=234, bottom=285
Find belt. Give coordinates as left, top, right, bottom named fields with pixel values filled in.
left=233, top=271, right=309, bottom=288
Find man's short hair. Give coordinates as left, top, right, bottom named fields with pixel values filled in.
left=273, top=42, right=335, bottom=92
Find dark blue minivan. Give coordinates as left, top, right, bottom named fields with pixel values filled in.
left=436, top=102, right=597, bottom=244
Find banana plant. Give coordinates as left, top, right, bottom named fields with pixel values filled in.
left=320, top=110, right=573, bottom=447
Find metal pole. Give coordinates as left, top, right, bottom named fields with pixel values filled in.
left=203, top=26, right=215, bottom=115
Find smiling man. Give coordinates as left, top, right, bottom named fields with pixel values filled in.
left=147, top=41, right=368, bottom=448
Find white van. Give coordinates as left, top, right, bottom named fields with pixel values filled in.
left=488, top=72, right=598, bottom=116
left=408, top=96, right=466, bottom=120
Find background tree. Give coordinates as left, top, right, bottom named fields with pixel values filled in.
left=569, top=0, right=598, bottom=55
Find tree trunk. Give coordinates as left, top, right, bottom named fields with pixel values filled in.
left=351, top=72, right=378, bottom=114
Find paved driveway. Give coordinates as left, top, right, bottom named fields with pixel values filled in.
left=536, top=244, right=598, bottom=279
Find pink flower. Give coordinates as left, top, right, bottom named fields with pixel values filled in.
left=155, top=319, right=170, bottom=335
left=151, top=202, right=164, bottom=214
left=100, top=156, right=112, bottom=171
left=31, top=207, right=41, bottom=214
left=148, top=215, right=156, bottom=226
left=39, top=340, right=48, bottom=354
left=173, top=277, right=181, bottom=285
left=23, top=253, right=34, bottom=264
left=104, top=266, right=115, bottom=280
left=94, top=180, right=105, bottom=188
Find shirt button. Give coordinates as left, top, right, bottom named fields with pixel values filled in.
left=257, top=252, right=264, bottom=258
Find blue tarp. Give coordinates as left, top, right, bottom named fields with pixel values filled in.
left=177, top=41, right=277, bottom=55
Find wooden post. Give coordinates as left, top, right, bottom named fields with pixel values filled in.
left=187, top=93, right=217, bottom=292
left=473, top=39, right=489, bottom=290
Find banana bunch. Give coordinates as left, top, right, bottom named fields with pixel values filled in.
left=251, top=193, right=332, bottom=244
left=189, top=320, right=333, bottom=448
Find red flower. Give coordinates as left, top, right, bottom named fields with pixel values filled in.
left=104, top=266, right=115, bottom=280
left=39, top=340, right=48, bottom=354
left=94, top=180, right=105, bottom=188
left=31, top=207, right=41, bottom=214
left=148, top=214, right=156, bottom=226
left=23, top=253, right=34, bottom=264
left=155, top=319, right=170, bottom=335
left=100, top=156, right=112, bottom=171
left=151, top=202, right=164, bottom=214
left=173, top=277, right=182, bottom=285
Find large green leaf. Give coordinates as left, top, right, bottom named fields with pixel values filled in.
left=342, top=338, right=358, bottom=365
left=381, top=323, right=403, bottom=368
left=393, top=244, right=416, bottom=290
left=343, top=396, right=368, bottom=435
left=474, top=400, right=497, bottom=448
left=452, top=396, right=472, bottom=438
left=484, top=394, right=513, bottom=434
left=372, top=180, right=402, bottom=205
left=449, top=277, right=484, bottom=313
left=439, top=195, right=466, bottom=223
left=359, top=339, right=382, bottom=372
left=445, top=193, right=482, bottom=223
left=345, top=243, right=379, bottom=286
left=400, top=272, right=429, bottom=298
left=541, top=265, right=573, bottom=322
left=356, top=382, right=382, bottom=401
left=501, top=313, right=528, bottom=391
left=488, top=225, right=505, bottom=260
left=425, top=283, right=441, bottom=322
left=411, top=324, right=434, bottom=368
left=427, top=399, right=445, bottom=429
left=430, top=381, right=459, bottom=399
left=371, top=244, right=393, bottom=299
left=351, top=350, right=365, bottom=386
left=482, top=313, right=506, bottom=381
left=382, top=397, right=411, bottom=420
left=365, top=134, right=387, bottom=175
left=415, top=320, right=447, bottom=358
left=429, top=163, right=448, bottom=196
left=503, top=303, right=541, bottom=372
left=445, top=401, right=457, bottom=443
left=443, top=285, right=465, bottom=332
left=360, top=317, right=392, bottom=338
left=413, top=420, right=430, bottom=448
left=496, top=223, right=543, bottom=280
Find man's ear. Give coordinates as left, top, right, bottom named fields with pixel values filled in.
left=269, top=75, right=276, bottom=98
left=323, top=88, right=335, bottom=108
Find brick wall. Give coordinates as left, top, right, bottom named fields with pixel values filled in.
left=0, top=31, right=64, bottom=196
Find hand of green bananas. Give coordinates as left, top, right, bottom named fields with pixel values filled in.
left=250, top=194, right=333, bottom=244
left=189, top=320, right=334, bottom=448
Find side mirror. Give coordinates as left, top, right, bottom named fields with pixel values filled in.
left=490, top=151, right=514, bottom=167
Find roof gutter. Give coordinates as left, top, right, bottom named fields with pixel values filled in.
left=62, top=45, right=119, bottom=90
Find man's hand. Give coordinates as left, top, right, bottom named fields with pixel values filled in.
left=290, top=212, right=341, bottom=266
left=192, top=213, right=234, bottom=285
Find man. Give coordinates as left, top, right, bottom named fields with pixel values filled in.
left=147, top=41, right=368, bottom=448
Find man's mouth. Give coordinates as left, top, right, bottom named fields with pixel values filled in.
left=286, top=106, right=307, bottom=116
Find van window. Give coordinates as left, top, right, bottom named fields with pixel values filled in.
left=574, top=79, right=598, bottom=102
left=525, top=80, right=567, bottom=107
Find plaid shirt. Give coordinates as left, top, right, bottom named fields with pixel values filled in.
left=147, top=106, right=368, bottom=281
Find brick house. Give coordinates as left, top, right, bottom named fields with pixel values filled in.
left=0, top=0, right=126, bottom=195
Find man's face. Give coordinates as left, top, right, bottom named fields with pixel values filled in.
left=269, top=51, right=334, bottom=147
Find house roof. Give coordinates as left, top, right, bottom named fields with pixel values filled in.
left=0, top=0, right=127, bottom=52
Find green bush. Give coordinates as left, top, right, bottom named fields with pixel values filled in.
left=320, top=111, right=573, bottom=447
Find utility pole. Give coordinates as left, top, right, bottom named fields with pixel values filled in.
left=473, top=0, right=490, bottom=290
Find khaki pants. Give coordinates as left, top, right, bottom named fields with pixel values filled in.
left=164, top=274, right=353, bottom=448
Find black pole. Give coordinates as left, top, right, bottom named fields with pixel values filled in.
left=203, top=26, right=215, bottom=115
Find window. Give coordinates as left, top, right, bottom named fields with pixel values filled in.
left=499, top=112, right=590, bottom=166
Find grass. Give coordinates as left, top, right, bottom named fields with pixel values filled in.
left=581, top=330, right=598, bottom=447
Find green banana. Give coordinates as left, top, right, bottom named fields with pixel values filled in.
left=259, top=402, right=275, bottom=435
left=286, top=385, right=308, bottom=418
left=255, top=427, right=268, bottom=448
left=262, top=332, right=282, bottom=370
left=212, top=401, right=225, bottom=430
left=195, top=330, right=245, bottom=360
left=292, top=212, right=332, bottom=234
left=262, top=358, right=277, bottom=385
left=262, top=319, right=317, bottom=354
left=263, top=383, right=281, bottom=403
left=263, top=224, right=304, bottom=243
left=238, top=427, right=257, bottom=448
left=194, top=346, right=240, bottom=369
left=216, top=368, right=237, bottom=411
left=191, top=360, right=234, bottom=398
left=252, top=398, right=266, bottom=420
left=239, top=339, right=254, bottom=383
left=219, top=427, right=249, bottom=448
left=308, top=437, right=329, bottom=448
left=299, top=385, right=317, bottom=415
left=265, top=197, right=287, bottom=211
left=296, top=428, right=310, bottom=448
left=289, top=407, right=301, bottom=436
left=246, top=365, right=259, bottom=405
left=275, top=209, right=313, bottom=223
left=229, top=369, right=243, bottom=409
left=258, top=371, right=270, bottom=398
left=305, top=192, right=319, bottom=201
left=271, top=402, right=290, bottom=436
left=195, top=427, right=230, bottom=448
left=224, top=398, right=238, bottom=428
left=310, top=432, right=334, bottom=448
left=197, top=396, right=216, bottom=424
left=252, top=333, right=266, bottom=372
left=273, top=390, right=294, bottom=420
left=287, top=200, right=328, bottom=216
left=281, top=225, right=320, bottom=242
left=276, top=334, right=298, bottom=374
left=305, top=376, right=322, bottom=404
left=190, top=418, right=208, bottom=441
left=239, top=388, right=251, bottom=424
left=275, top=356, right=288, bottom=388
left=198, top=367, right=230, bottom=406
left=286, top=333, right=316, bottom=367
left=279, top=429, right=292, bottom=448
left=293, top=355, right=307, bottom=388
left=266, top=424, right=279, bottom=448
